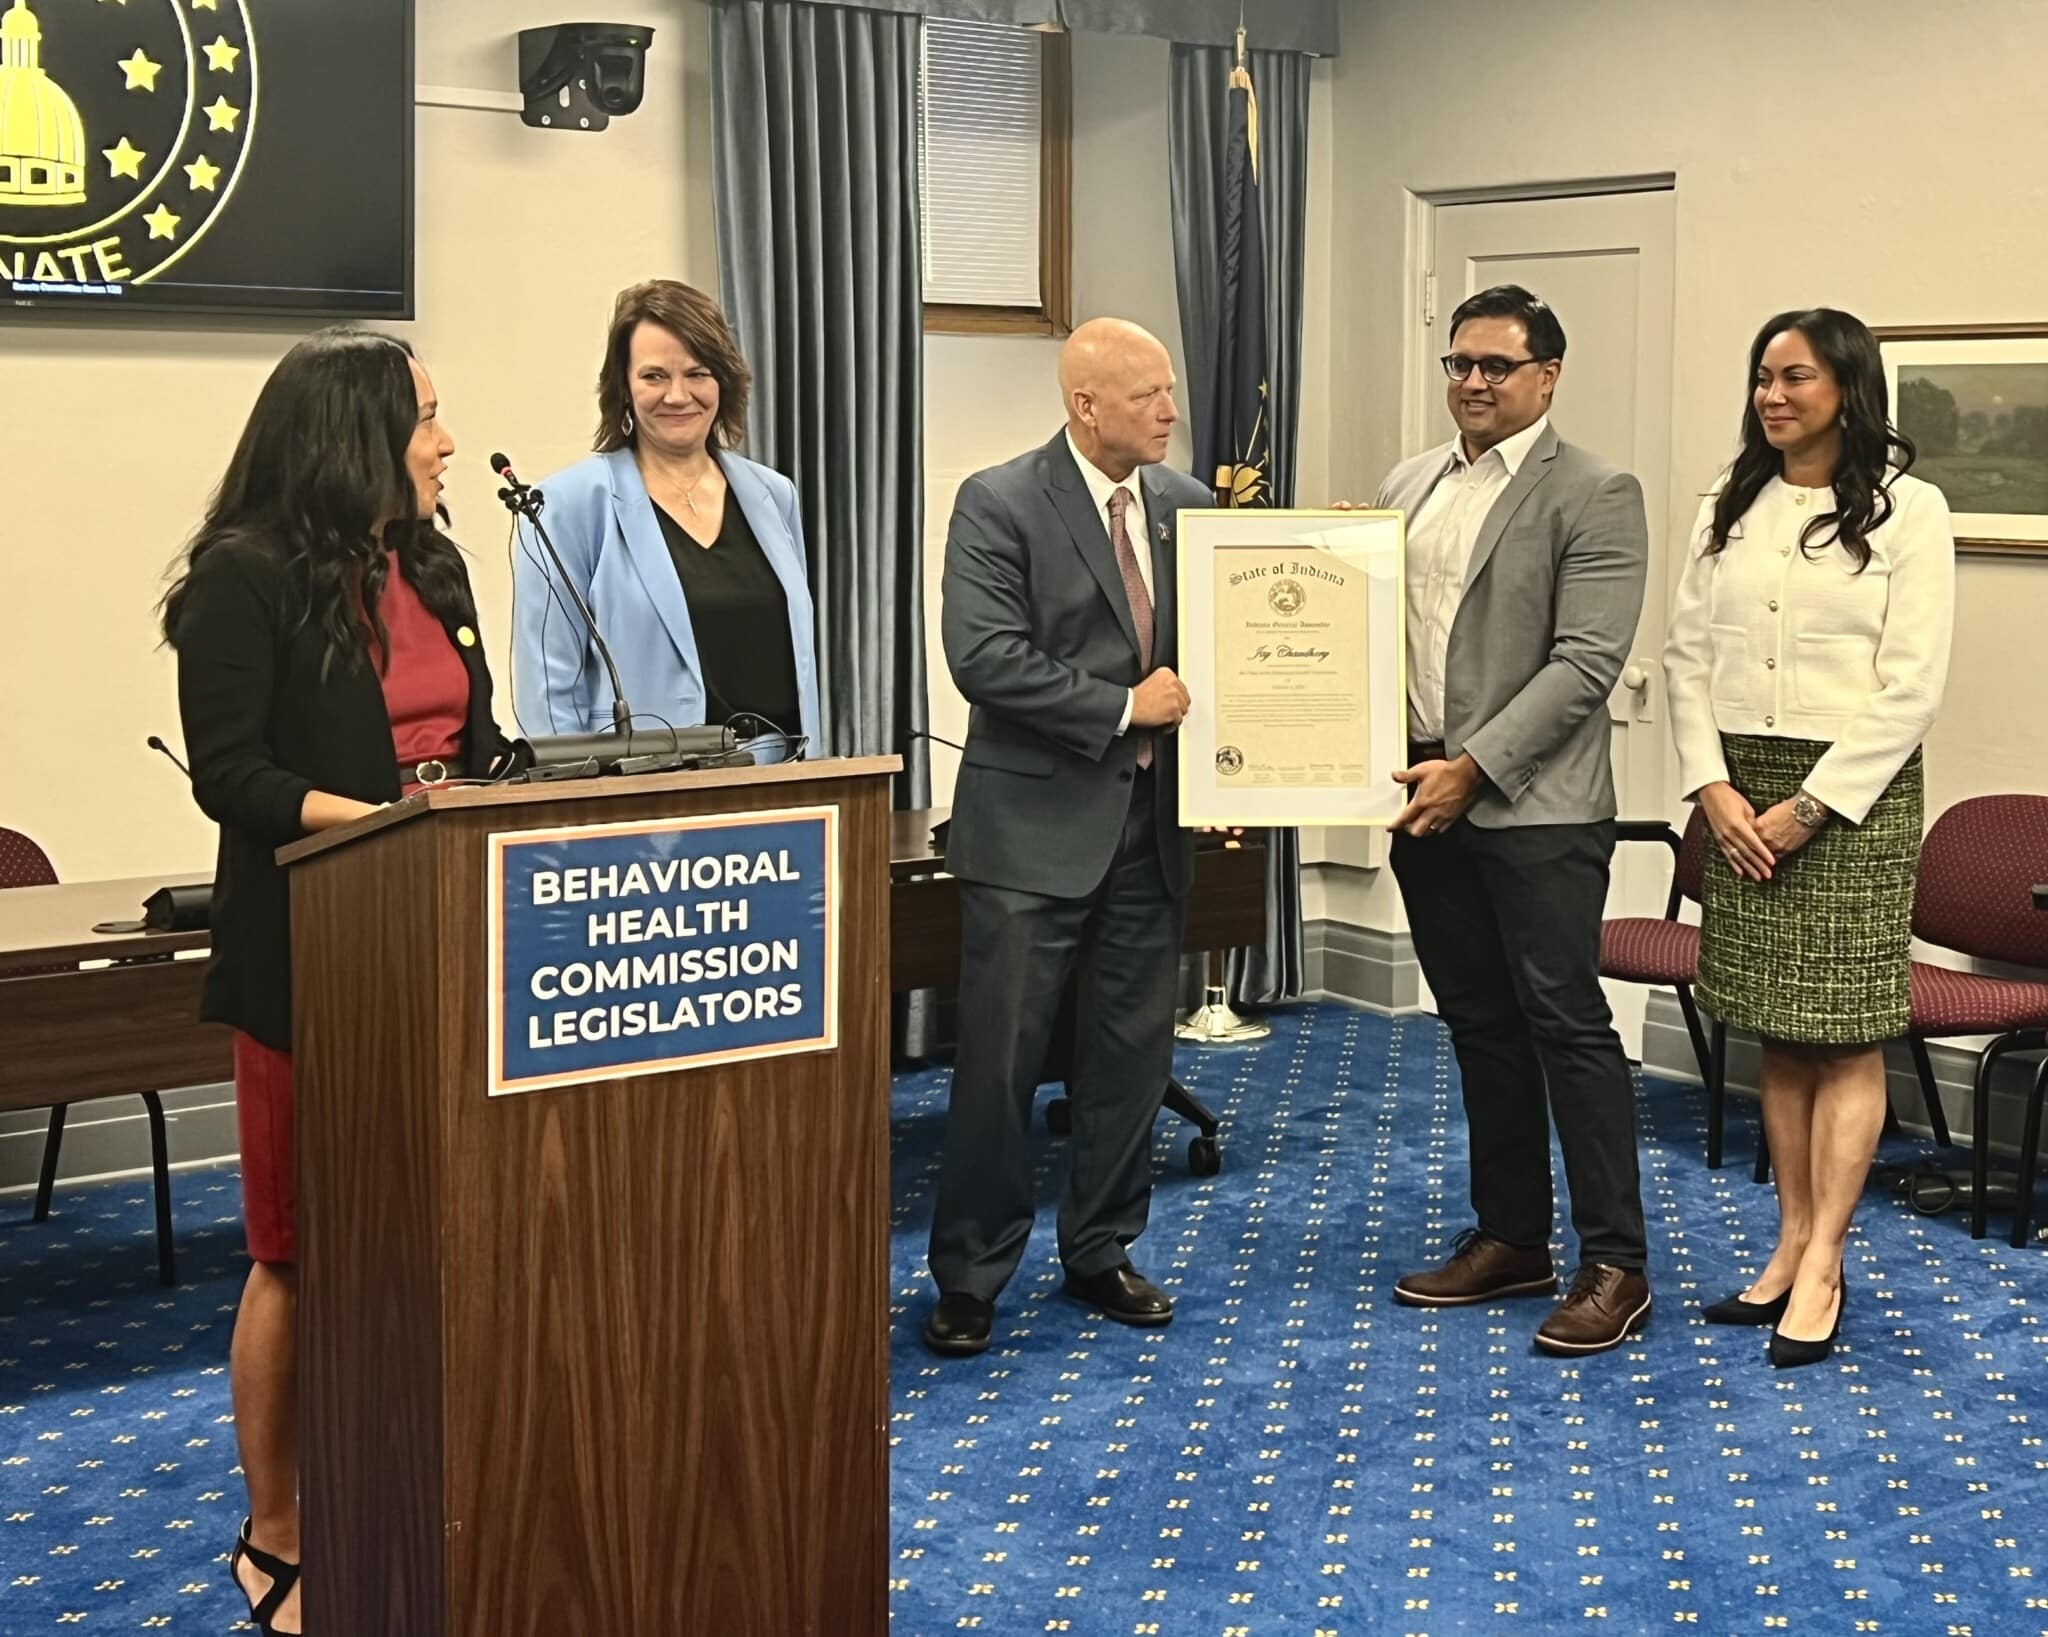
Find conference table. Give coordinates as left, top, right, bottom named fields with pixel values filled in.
left=0, top=876, right=221, bottom=1284
left=0, top=810, right=1266, bottom=1262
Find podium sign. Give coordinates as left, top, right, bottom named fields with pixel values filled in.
left=488, top=806, right=839, bottom=1095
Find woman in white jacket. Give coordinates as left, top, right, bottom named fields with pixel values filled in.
left=1664, top=307, right=1954, bottom=1368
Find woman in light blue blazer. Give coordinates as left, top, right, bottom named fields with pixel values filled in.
left=512, top=279, right=820, bottom=755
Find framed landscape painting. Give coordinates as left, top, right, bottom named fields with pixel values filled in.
left=1878, top=323, right=2048, bottom=556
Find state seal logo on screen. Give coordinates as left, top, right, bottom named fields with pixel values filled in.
left=0, top=0, right=257, bottom=295
left=1268, top=578, right=1306, bottom=616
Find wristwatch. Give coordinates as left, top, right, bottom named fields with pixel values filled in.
left=1791, top=790, right=1830, bottom=830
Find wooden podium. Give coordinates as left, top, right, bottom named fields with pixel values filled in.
left=279, top=757, right=898, bottom=1636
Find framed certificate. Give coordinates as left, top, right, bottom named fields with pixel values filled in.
left=1176, top=508, right=1407, bottom=827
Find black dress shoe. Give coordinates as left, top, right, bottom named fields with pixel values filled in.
left=1063, top=1262, right=1174, bottom=1327
left=923, top=1292, right=994, bottom=1356
left=1700, top=1286, right=1791, bottom=1325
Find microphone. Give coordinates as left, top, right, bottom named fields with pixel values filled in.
left=147, top=734, right=192, bottom=780
left=492, top=451, right=634, bottom=737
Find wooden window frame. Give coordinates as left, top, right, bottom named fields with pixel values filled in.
left=923, top=30, right=1073, bottom=339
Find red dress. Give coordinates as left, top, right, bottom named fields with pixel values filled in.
left=234, top=559, right=469, bottom=1264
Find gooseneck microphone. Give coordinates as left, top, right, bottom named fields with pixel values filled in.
left=491, top=451, right=634, bottom=737
left=146, top=734, right=192, bottom=779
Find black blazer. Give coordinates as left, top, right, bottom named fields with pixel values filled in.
left=174, top=537, right=520, bottom=1050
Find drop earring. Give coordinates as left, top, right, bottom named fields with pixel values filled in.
left=622, top=410, right=636, bottom=438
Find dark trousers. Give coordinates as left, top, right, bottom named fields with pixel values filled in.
left=1391, top=816, right=1647, bottom=1269
left=928, top=774, right=1186, bottom=1300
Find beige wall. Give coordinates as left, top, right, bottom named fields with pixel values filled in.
left=0, top=12, right=1206, bottom=877
left=1309, top=0, right=2048, bottom=934
left=923, top=40, right=1341, bottom=810
left=922, top=30, right=1194, bottom=807
left=0, top=0, right=714, bottom=882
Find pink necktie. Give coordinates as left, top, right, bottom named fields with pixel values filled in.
left=1109, top=486, right=1154, bottom=768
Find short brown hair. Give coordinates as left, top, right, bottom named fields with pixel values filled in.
left=593, top=279, right=752, bottom=454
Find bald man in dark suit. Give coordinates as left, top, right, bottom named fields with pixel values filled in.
left=923, top=318, right=1210, bottom=1356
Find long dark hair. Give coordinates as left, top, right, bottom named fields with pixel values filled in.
left=162, top=327, right=473, bottom=672
left=1708, top=308, right=1915, bottom=570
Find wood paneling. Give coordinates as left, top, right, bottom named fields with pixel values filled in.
left=0, top=961, right=228, bottom=1113
left=293, top=766, right=893, bottom=1637
left=293, top=812, right=450, bottom=1636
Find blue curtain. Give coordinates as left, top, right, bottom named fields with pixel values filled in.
left=710, top=0, right=931, bottom=803
left=1169, top=44, right=1313, bottom=1004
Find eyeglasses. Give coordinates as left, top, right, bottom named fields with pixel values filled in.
left=1440, top=353, right=1552, bottom=385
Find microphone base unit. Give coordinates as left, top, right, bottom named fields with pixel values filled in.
left=514, top=726, right=744, bottom=783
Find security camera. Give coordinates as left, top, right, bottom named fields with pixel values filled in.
left=517, top=23, right=655, bottom=132
left=584, top=28, right=650, bottom=114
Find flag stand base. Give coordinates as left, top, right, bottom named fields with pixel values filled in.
left=1176, top=985, right=1271, bottom=1045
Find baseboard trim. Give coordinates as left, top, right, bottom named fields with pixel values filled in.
left=0, top=1082, right=238, bottom=1199
left=1640, top=988, right=2046, bottom=1160
left=1303, top=919, right=1422, bottom=1015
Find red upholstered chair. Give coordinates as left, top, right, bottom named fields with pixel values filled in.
left=0, top=826, right=57, bottom=893
left=0, top=828, right=179, bottom=1284
left=1602, top=810, right=1746, bottom=1162
left=1904, top=795, right=2048, bottom=1243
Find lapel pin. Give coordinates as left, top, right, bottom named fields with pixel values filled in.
left=1156, top=521, right=1168, bottom=543
left=456, top=626, right=477, bottom=648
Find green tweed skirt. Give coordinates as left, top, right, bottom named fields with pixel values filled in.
left=1695, top=736, right=1923, bottom=1046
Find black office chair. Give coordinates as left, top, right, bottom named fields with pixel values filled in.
left=923, top=814, right=1224, bottom=1175
left=1042, top=979, right=1224, bottom=1176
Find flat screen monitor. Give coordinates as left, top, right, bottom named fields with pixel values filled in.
left=0, top=0, right=412, bottom=321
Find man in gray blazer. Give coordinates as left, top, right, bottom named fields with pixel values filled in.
left=1375, top=285, right=1652, bottom=1355
left=924, top=318, right=1211, bottom=1356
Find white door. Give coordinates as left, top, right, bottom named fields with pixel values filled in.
left=1417, top=187, right=1678, bottom=1054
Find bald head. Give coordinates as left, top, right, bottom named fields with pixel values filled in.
left=1062, top=317, right=1179, bottom=480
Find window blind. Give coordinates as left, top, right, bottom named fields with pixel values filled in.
left=919, top=19, right=1042, bottom=308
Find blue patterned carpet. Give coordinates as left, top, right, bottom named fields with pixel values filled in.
left=4, top=1002, right=2045, bottom=1634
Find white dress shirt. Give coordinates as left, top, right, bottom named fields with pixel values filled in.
left=1662, top=472, right=1954, bottom=824
left=1067, top=430, right=1155, bottom=735
left=1403, top=415, right=1551, bottom=742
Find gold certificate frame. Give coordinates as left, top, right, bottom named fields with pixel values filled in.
left=1176, top=508, right=1407, bottom=828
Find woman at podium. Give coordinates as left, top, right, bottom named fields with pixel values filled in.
left=162, top=327, right=526, bottom=1636
left=510, top=279, right=821, bottom=760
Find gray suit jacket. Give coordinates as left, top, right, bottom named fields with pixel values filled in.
left=1376, top=423, right=1648, bottom=828
left=941, top=430, right=1209, bottom=898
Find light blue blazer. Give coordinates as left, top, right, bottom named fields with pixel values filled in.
left=511, top=447, right=822, bottom=747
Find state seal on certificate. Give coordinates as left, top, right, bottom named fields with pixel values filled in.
left=1176, top=508, right=1406, bottom=827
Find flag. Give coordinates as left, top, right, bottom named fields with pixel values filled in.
left=1201, top=57, right=1271, bottom=509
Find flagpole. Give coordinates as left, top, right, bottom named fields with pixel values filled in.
left=1179, top=4, right=1274, bottom=1050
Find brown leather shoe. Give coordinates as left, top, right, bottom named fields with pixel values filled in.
left=1534, top=1264, right=1652, bottom=1355
left=1393, top=1229, right=1557, bottom=1307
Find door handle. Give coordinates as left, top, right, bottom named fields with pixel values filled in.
left=1620, top=659, right=1655, bottom=724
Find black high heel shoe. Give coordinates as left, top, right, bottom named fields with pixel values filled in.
left=230, top=1517, right=302, bottom=1635
left=1700, top=1286, right=1791, bottom=1325
left=1768, top=1272, right=1846, bottom=1369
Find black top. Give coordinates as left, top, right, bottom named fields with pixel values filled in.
left=655, top=498, right=802, bottom=736
left=173, top=538, right=522, bottom=1049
